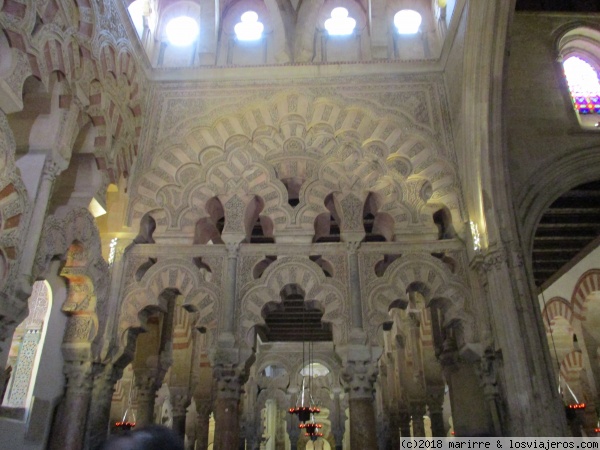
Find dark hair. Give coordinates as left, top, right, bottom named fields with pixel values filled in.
left=101, top=425, right=184, bottom=450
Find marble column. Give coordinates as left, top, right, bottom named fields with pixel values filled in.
left=171, top=388, right=190, bottom=438
left=410, top=402, right=426, bottom=437
left=194, top=401, right=212, bottom=450
left=49, top=360, right=93, bottom=450
left=85, top=364, right=123, bottom=450
left=341, top=355, right=378, bottom=450
left=134, top=370, right=161, bottom=427
left=212, top=365, right=244, bottom=450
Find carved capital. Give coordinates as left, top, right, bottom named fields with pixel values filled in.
left=345, top=241, right=361, bottom=255
left=341, top=359, right=378, bottom=399
left=170, top=388, right=191, bottom=417
left=213, top=364, right=245, bottom=400
left=64, top=360, right=94, bottom=395
left=134, top=369, right=162, bottom=400
left=225, top=242, right=240, bottom=259
left=42, top=158, right=65, bottom=181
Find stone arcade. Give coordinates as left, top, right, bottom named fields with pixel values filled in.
left=0, top=0, right=599, bottom=449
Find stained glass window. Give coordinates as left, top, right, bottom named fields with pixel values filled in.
left=563, top=56, right=600, bottom=115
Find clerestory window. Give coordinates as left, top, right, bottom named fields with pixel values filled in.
left=563, top=56, right=600, bottom=118
left=234, top=11, right=264, bottom=41
left=324, top=7, right=356, bottom=36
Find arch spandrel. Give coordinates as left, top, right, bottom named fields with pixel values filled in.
left=119, top=258, right=221, bottom=341
left=238, top=256, right=348, bottom=346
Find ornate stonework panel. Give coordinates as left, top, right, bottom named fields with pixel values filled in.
left=119, top=257, right=222, bottom=342
left=129, top=88, right=464, bottom=242
left=361, top=252, right=473, bottom=346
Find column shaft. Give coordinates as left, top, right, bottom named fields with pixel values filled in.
left=49, top=361, right=93, bottom=450
left=348, top=398, right=378, bottom=450
left=85, top=365, right=122, bottom=450
left=214, top=396, right=240, bottom=450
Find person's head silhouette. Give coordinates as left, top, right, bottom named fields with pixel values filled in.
left=101, top=424, right=184, bottom=450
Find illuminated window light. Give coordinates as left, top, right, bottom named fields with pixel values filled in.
left=324, top=7, right=356, bottom=36
left=234, top=11, right=264, bottom=41
left=470, top=221, right=481, bottom=252
left=166, top=16, right=199, bottom=47
left=108, top=237, right=118, bottom=267
left=394, top=9, right=422, bottom=35
left=563, top=56, right=600, bottom=115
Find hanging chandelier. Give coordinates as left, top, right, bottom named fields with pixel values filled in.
left=288, top=375, right=321, bottom=422
left=115, top=375, right=136, bottom=431
left=300, top=413, right=324, bottom=441
left=288, top=306, right=322, bottom=439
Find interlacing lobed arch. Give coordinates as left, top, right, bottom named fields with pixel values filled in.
left=238, top=256, right=348, bottom=346
left=364, top=252, right=474, bottom=346
left=119, top=258, right=221, bottom=346
left=129, top=93, right=464, bottom=242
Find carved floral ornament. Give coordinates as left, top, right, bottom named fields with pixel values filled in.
left=129, top=93, right=463, bottom=241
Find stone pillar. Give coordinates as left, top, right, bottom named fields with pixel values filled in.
left=346, top=242, right=364, bottom=336
left=427, top=387, right=446, bottom=437
left=441, top=342, right=493, bottom=437
left=340, top=349, right=379, bottom=450
left=212, top=364, right=244, bottom=450
left=85, top=364, right=123, bottom=450
left=18, top=157, right=65, bottom=296
left=171, top=387, right=190, bottom=438
left=223, top=243, right=240, bottom=336
left=410, top=402, right=426, bottom=437
left=429, top=403, right=446, bottom=437
left=49, top=360, right=93, bottom=450
left=194, top=401, right=212, bottom=450
left=134, top=369, right=161, bottom=427
left=399, top=410, right=411, bottom=438
left=389, top=412, right=400, bottom=448
left=287, top=411, right=301, bottom=450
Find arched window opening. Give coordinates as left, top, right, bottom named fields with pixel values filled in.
left=248, top=196, right=275, bottom=244
left=433, top=207, right=455, bottom=240
left=165, top=16, right=199, bottom=47
left=563, top=56, right=600, bottom=115
left=394, top=9, right=422, bottom=35
left=234, top=11, right=264, bottom=41
left=127, top=0, right=147, bottom=37
left=261, top=364, right=287, bottom=378
left=313, top=194, right=341, bottom=243
left=324, top=7, right=356, bottom=36
left=282, top=177, right=304, bottom=208
left=300, top=362, right=330, bottom=378
left=2, top=281, right=51, bottom=412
